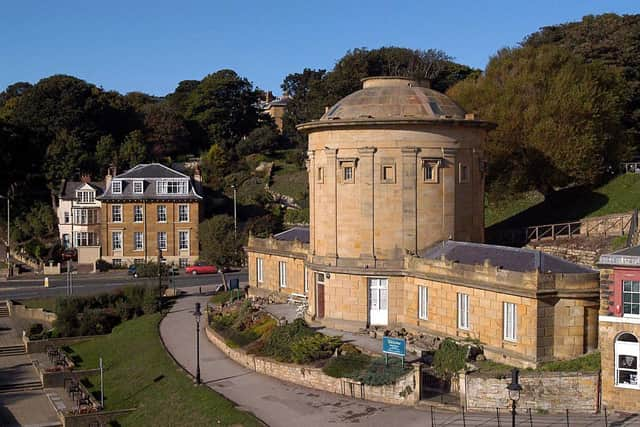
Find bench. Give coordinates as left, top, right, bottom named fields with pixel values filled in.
left=287, top=293, right=308, bottom=305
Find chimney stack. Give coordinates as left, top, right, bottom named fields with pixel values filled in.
left=80, top=173, right=91, bottom=184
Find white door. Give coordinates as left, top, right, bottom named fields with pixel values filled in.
left=369, top=278, right=388, bottom=326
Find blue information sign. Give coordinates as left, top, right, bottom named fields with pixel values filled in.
left=382, top=336, right=406, bottom=357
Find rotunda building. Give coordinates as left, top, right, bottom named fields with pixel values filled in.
left=298, top=77, right=494, bottom=269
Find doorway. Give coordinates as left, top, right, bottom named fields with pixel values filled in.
left=316, top=273, right=325, bottom=319
left=368, top=278, right=388, bottom=326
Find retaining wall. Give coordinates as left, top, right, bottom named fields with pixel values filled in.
left=9, top=301, right=57, bottom=325
left=462, top=371, right=599, bottom=413
left=24, top=336, right=95, bottom=354
left=205, top=326, right=421, bottom=406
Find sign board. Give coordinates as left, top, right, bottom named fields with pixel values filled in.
left=382, top=336, right=406, bottom=357
left=229, top=278, right=240, bottom=290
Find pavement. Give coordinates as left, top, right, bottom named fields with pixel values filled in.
left=160, top=289, right=638, bottom=426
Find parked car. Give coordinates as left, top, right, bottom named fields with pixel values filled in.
left=185, top=262, right=218, bottom=275
left=128, top=265, right=139, bottom=278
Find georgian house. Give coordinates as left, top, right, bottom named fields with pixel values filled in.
left=57, top=175, right=104, bottom=263
left=96, top=164, right=202, bottom=267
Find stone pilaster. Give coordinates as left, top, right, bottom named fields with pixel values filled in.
left=441, top=147, right=457, bottom=240
left=357, top=147, right=376, bottom=262
left=401, top=147, right=419, bottom=254
left=325, top=148, right=338, bottom=263
left=307, top=150, right=316, bottom=255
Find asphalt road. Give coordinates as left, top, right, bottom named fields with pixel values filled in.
left=0, top=270, right=248, bottom=300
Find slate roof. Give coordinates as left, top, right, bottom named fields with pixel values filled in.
left=273, top=227, right=310, bottom=244
left=59, top=181, right=105, bottom=200
left=598, top=245, right=640, bottom=267
left=422, top=240, right=594, bottom=274
left=97, top=163, right=202, bottom=201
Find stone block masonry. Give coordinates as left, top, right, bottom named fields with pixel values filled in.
left=463, top=371, right=599, bottom=413
left=205, top=325, right=421, bottom=406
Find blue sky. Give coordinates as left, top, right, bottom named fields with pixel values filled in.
left=1, top=1, right=639, bottom=96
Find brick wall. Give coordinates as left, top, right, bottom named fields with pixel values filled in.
left=205, top=326, right=420, bottom=406
left=463, top=371, right=599, bottom=413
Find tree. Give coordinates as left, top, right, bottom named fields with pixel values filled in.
left=44, top=130, right=90, bottom=190
left=184, top=70, right=263, bottom=150
left=119, top=130, right=147, bottom=169
left=236, top=125, right=281, bottom=156
left=95, top=135, right=118, bottom=173
left=432, top=339, right=467, bottom=383
left=142, top=102, right=191, bottom=159
left=199, top=215, right=243, bottom=266
left=447, top=44, right=628, bottom=194
left=200, top=143, right=228, bottom=191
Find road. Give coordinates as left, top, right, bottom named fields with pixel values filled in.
left=0, top=271, right=247, bottom=300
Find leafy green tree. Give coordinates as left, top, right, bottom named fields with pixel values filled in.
left=95, top=135, right=118, bottom=173
left=236, top=125, right=281, bottom=156
left=199, top=215, right=243, bottom=266
left=142, top=102, right=191, bottom=159
left=200, top=143, right=228, bottom=191
left=184, top=70, right=263, bottom=150
left=448, top=44, right=628, bottom=194
left=119, top=130, right=147, bottom=169
left=44, top=130, right=90, bottom=190
left=432, top=339, right=467, bottom=382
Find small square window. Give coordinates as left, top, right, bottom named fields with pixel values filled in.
left=459, top=163, right=469, bottom=183
left=422, top=160, right=439, bottom=183
left=179, top=258, right=189, bottom=268
left=133, top=181, right=144, bottom=194
left=382, top=165, right=395, bottom=183
left=317, top=167, right=324, bottom=183
left=112, top=181, right=122, bottom=194
left=112, top=259, right=122, bottom=267
left=134, top=258, right=144, bottom=265
left=343, top=166, right=353, bottom=182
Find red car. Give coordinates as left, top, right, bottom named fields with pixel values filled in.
left=185, top=262, right=218, bottom=275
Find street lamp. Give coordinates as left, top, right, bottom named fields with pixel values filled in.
left=506, top=368, right=522, bottom=427
left=0, top=195, right=10, bottom=278
left=194, top=302, right=202, bottom=385
left=231, top=184, right=237, bottom=239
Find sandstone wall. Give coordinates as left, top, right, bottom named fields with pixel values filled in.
left=463, top=371, right=599, bottom=413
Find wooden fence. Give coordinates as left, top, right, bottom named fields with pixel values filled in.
left=526, top=212, right=637, bottom=242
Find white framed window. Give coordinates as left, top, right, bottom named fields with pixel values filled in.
left=73, top=209, right=98, bottom=225
left=133, top=180, right=144, bottom=194
left=423, top=160, right=439, bottom=183
left=623, top=280, right=640, bottom=316
left=179, top=258, right=189, bottom=268
left=112, top=231, right=122, bottom=251
left=133, top=258, right=144, bottom=265
left=503, top=302, right=517, bottom=342
left=178, top=204, right=189, bottom=222
left=76, top=191, right=95, bottom=203
left=156, top=180, right=188, bottom=195
left=459, top=163, right=469, bottom=183
left=343, top=166, right=353, bottom=182
left=256, top=258, right=264, bottom=283
left=457, top=293, right=470, bottom=330
left=157, top=205, right=167, bottom=222
left=616, top=333, right=640, bottom=389
left=112, top=181, right=122, bottom=194
left=112, top=205, right=122, bottom=222
left=157, top=232, right=167, bottom=250
left=112, top=259, right=122, bottom=267
left=179, top=230, right=189, bottom=250
left=134, top=232, right=144, bottom=251
left=64, top=212, right=70, bottom=223
left=279, top=261, right=287, bottom=288
left=74, top=232, right=98, bottom=247
left=304, top=266, right=309, bottom=293
left=134, top=205, right=143, bottom=223
left=418, top=286, right=428, bottom=320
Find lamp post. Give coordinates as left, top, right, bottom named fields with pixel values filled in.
left=0, top=195, right=10, bottom=278
left=231, top=184, right=237, bottom=240
left=194, top=302, right=202, bottom=385
left=507, top=368, right=522, bottom=427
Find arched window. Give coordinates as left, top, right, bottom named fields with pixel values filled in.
left=615, top=333, right=640, bottom=388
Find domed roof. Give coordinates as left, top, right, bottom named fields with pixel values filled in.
left=321, top=77, right=466, bottom=121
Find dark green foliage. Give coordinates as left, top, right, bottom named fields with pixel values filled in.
left=132, top=261, right=170, bottom=278
left=259, top=318, right=315, bottom=362
left=27, top=323, right=44, bottom=339
left=351, top=357, right=412, bottom=386
left=290, top=334, right=342, bottom=364
left=236, top=125, right=281, bottom=156
left=119, top=130, right=147, bottom=169
left=199, top=215, right=243, bottom=266
left=432, top=338, right=467, bottom=380
left=322, top=352, right=372, bottom=378
left=52, top=286, right=160, bottom=337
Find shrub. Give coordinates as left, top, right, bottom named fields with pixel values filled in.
left=27, top=323, right=44, bottom=340
left=291, top=334, right=342, bottom=364
left=259, top=318, right=315, bottom=362
left=323, top=352, right=372, bottom=378
left=432, top=338, right=467, bottom=380
left=351, top=357, right=412, bottom=386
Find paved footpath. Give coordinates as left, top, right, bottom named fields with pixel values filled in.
left=160, top=292, right=637, bottom=427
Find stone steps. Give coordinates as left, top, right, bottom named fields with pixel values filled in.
left=0, top=380, right=43, bottom=393
left=0, top=345, right=26, bottom=356
left=0, top=300, right=9, bottom=317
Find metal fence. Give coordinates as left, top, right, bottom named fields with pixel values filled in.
left=423, top=406, right=636, bottom=427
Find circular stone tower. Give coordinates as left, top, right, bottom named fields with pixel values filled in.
left=298, top=77, right=495, bottom=269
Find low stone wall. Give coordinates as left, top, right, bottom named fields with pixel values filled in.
left=205, top=326, right=420, bottom=406
left=526, top=245, right=600, bottom=268
left=463, top=371, right=599, bottom=413
left=61, top=408, right=135, bottom=427
left=9, top=301, right=57, bottom=325
left=24, top=336, right=95, bottom=354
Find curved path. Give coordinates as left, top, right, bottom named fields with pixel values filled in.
left=160, top=292, right=629, bottom=427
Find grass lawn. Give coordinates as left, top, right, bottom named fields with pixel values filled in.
left=270, top=163, right=308, bottom=202
left=66, top=313, right=261, bottom=427
left=18, top=297, right=58, bottom=313
left=487, top=174, right=640, bottom=230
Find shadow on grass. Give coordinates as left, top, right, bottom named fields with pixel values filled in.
left=486, top=186, right=609, bottom=245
